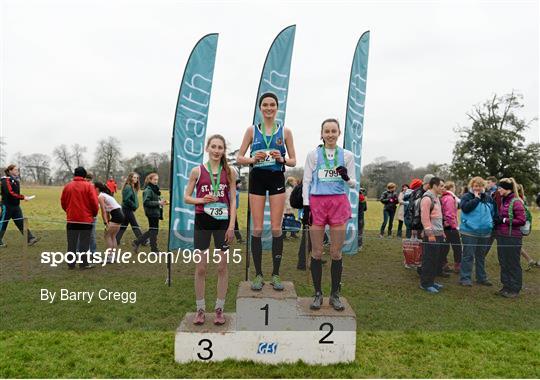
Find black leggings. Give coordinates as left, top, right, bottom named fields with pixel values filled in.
left=116, top=207, right=143, bottom=244
left=0, top=204, right=35, bottom=243
left=135, top=217, right=160, bottom=252
left=440, top=228, right=462, bottom=265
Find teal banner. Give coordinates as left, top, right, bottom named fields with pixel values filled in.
left=250, top=25, right=296, bottom=250
left=168, top=34, right=218, bottom=250
left=342, top=31, right=370, bottom=255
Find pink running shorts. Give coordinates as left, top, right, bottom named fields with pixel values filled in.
left=309, top=194, right=352, bottom=226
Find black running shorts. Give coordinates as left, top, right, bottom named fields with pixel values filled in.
left=248, top=168, right=285, bottom=196
left=194, top=213, right=230, bottom=251
left=109, top=208, right=124, bottom=224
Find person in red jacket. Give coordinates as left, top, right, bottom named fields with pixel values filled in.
left=0, top=164, right=39, bottom=247
left=106, top=176, right=118, bottom=196
left=61, top=167, right=99, bottom=269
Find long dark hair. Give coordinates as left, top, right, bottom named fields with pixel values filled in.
left=94, top=181, right=112, bottom=196
left=123, top=172, right=140, bottom=192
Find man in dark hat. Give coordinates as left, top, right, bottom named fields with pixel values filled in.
left=60, top=167, right=99, bottom=269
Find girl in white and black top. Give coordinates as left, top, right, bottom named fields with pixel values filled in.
left=95, top=182, right=124, bottom=263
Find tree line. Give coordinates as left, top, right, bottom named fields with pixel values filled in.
left=7, top=137, right=171, bottom=188
left=2, top=92, right=538, bottom=197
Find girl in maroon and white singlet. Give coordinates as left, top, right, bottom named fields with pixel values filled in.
left=184, top=134, right=237, bottom=326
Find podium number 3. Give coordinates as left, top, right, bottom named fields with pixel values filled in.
left=261, top=304, right=269, bottom=326
left=197, top=339, right=213, bottom=360
left=319, top=323, right=334, bottom=344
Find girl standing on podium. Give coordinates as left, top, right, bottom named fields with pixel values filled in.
left=184, top=134, right=237, bottom=325
left=302, top=119, right=356, bottom=311
left=237, top=92, right=297, bottom=291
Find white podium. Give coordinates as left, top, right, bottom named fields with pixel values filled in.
left=174, top=281, right=356, bottom=365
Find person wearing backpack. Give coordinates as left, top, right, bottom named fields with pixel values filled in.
left=283, top=176, right=299, bottom=239
left=495, top=178, right=528, bottom=298
left=459, top=177, right=496, bottom=287
left=403, top=178, right=422, bottom=238
left=379, top=183, right=398, bottom=238
left=408, top=174, right=434, bottom=238
left=419, top=177, right=445, bottom=293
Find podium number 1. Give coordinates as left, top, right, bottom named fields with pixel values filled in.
left=261, top=304, right=269, bottom=326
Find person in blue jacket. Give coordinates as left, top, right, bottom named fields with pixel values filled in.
left=459, top=176, right=497, bottom=287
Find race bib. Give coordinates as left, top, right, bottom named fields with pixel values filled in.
left=318, top=168, right=341, bottom=182
left=204, top=202, right=229, bottom=220
left=253, top=149, right=276, bottom=167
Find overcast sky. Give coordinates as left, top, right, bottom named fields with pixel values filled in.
left=1, top=0, right=538, bottom=170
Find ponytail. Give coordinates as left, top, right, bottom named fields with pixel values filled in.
left=4, top=164, right=16, bottom=176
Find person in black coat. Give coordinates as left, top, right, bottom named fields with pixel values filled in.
left=358, top=187, right=367, bottom=249
left=0, top=164, right=39, bottom=247
left=379, top=183, right=398, bottom=237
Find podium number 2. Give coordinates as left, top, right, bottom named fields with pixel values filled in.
left=261, top=304, right=269, bottom=326
left=319, top=323, right=334, bottom=344
left=197, top=339, right=213, bottom=360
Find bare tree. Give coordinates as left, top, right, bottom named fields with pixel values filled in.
left=20, top=153, right=51, bottom=184
left=93, top=137, right=122, bottom=180
left=53, top=144, right=73, bottom=174
left=72, top=144, right=87, bottom=167
left=52, top=144, right=88, bottom=183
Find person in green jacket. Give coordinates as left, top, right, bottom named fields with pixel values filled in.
left=116, top=172, right=144, bottom=245
left=132, top=173, right=168, bottom=252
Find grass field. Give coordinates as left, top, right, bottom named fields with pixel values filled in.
left=1, top=186, right=539, bottom=378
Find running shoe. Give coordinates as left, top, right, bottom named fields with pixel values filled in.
left=214, top=308, right=225, bottom=325
left=193, top=309, right=205, bottom=325
left=329, top=292, right=345, bottom=310
left=80, top=264, right=95, bottom=270
left=477, top=280, right=493, bottom=286
left=251, top=275, right=264, bottom=291
left=419, top=285, right=439, bottom=294
left=460, top=281, right=473, bottom=287
left=310, top=292, right=323, bottom=310
left=28, top=237, right=40, bottom=246
left=433, top=282, right=444, bottom=290
left=0, top=242, right=7, bottom=248
left=525, top=260, right=535, bottom=271
left=271, top=275, right=284, bottom=291
left=500, top=291, right=519, bottom=298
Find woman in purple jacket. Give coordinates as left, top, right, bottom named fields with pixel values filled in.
left=495, top=178, right=526, bottom=298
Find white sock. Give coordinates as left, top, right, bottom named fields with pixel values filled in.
left=196, top=299, right=205, bottom=311
left=215, top=298, right=225, bottom=311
